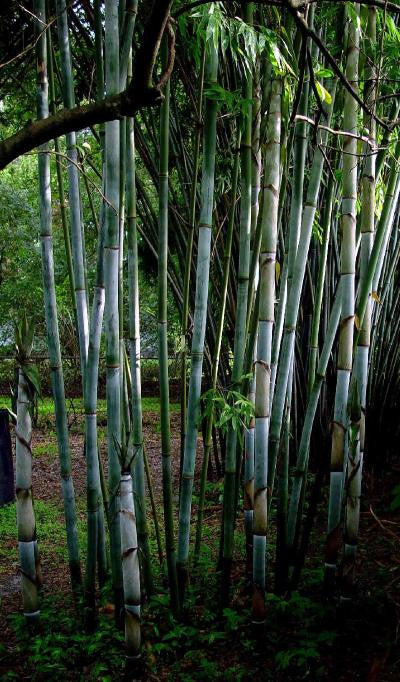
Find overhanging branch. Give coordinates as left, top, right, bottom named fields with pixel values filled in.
left=0, top=0, right=174, bottom=170
left=0, top=90, right=160, bottom=170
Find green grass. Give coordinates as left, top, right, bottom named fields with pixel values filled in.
left=34, top=441, right=59, bottom=460
left=0, top=500, right=74, bottom=567
left=0, top=395, right=180, bottom=416
left=0, top=498, right=89, bottom=566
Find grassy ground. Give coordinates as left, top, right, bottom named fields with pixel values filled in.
left=0, top=397, right=399, bottom=680
left=0, top=395, right=181, bottom=416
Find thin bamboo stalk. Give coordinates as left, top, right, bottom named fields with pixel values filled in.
left=194, top=133, right=241, bottom=563
left=221, top=2, right=253, bottom=605
left=268, top=81, right=337, bottom=505
left=180, top=48, right=206, bottom=486
left=104, top=0, right=123, bottom=618
left=158, top=38, right=180, bottom=615
left=342, top=5, right=377, bottom=598
left=252, top=78, right=282, bottom=622
left=177, top=42, right=219, bottom=601
left=126, top=111, right=153, bottom=597
left=34, top=0, right=81, bottom=589
left=325, top=11, right=360, bottom=589
left=287, top=284, right=343, bottom=559
left=307, top=173, right=336, bottom=396
left=47, top=32, right=77, bottom=328
left=56, top=0, right=89, bottom=373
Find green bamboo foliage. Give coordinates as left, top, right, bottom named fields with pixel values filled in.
left=221, top=2, right=253, bottom=604
left=252, top=78, right=282, bottom=622
left=158, top=40, right=180, bottom=614
left=177, top=41, right=219, bottom=598
left=325, top=9, right=360, bottom=589
left=104, top=0, right=123, bottom=615
left=15, top=317, right=39, bottom=620
left=34, top=0, right=81, bottom=589
left=56, top=0, right=89, bottom=372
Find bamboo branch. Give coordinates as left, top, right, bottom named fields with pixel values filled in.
left=294, top=114, right=379, bottom=150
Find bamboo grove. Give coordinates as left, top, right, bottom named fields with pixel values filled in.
left=3, top=0, right=400, bottom=667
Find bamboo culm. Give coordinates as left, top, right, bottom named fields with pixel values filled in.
left=34, top=0, right=81, bottom=589
left=104, top=0, right=123, bottom=618
left=342, top=6, right=377, bottom=599
left=325, top=12, right=360, bottom=589
left=221, top=1, right=253, bottom=605
left=194, top=133, right=241, bottom=563
left=252, top=78, right=282, bottom=622
left=56, top=0, right=89, bottom=373
left=177, top=42, right=219, bottom=600
left=120, top=470, right=141, bottom=660
left=127, top=115, right=153, bottom=598
left=16, top=359, right=39, bottom=620
left=158, top=38, right=180, bottom=615
left=268, top=80, right=337, bottom=504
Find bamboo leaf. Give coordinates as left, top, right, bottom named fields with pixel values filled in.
left=315, top=80, right=332, bottom=105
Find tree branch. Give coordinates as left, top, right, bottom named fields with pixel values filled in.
left=0, top=0, right=173, bottom=170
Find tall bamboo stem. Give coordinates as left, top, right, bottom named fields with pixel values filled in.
left=325, top=11, right=360, bottom=590
left=56, top=0, right=89, bottom=373
left=194, top=133, right=241, bottom=563
left=177, top=42, right=219, bottom=600
left=180, top=48, right=206, bottom=485
left=158, top=39, right=180, bottom=615
left=221, top=2, right=253, bottom=605
left=127, top=115, right=153, bottom=597
left=342, top=5, right=377, bottom=598
left=252, top=78, right=282, bottom=622
left=104, top=0, right=123, bottom=617
left=16, top=334, right=39, bottom=620
left=34, top=0, right=81, bottom=589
